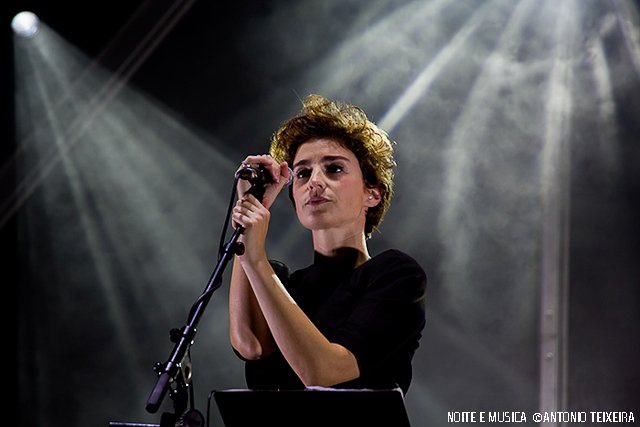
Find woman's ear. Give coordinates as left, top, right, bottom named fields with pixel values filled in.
left=365, top=187, right=382, bottom=208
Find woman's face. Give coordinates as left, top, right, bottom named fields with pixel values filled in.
left=291, top=138, right=378, bottom=235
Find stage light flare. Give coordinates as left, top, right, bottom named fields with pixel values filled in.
left=11, top=11, right=40, bottom=38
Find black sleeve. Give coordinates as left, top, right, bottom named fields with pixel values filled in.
left=269, top=259, right=292, bottom=283
left=329, top=250, right=427, bottom=376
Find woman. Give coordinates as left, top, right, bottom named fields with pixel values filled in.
left=229, top=95, right=426, bottom=395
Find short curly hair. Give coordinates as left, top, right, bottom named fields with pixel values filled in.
left=270, top=95, right=396, bottom=238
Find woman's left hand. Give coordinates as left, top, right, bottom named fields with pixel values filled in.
left=236, top=154, right=291, bottom=210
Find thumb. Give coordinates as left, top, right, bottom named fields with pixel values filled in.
left=280, top=162, right=291, bottom=183
left=261, top=195, right=271, bottom=209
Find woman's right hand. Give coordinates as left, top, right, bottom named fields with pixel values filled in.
left=232, top=193, right=271, bottom=265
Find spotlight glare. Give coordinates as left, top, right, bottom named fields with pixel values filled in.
left=11, top=11, right=40, bottom=38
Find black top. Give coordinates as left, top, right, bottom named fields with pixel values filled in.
left=240, top=249, right=427, bottom=395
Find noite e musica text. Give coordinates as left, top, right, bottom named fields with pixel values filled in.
left=447, top=411, right=634, bottom=423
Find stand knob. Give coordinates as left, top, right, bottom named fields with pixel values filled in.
left=232, top=242, right=245, bottom=255
left=180, top=409, right=204, bottom=427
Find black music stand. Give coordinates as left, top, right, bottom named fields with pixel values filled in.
left=212, top=387, right=412, bottom=427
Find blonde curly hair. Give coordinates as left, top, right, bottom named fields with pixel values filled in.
left=270, top=95, right=396, bottom=238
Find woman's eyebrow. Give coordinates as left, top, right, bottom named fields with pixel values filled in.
left=322, top=155, right=350, bottom=163
left=293, top=155, right=350, bottom=170
left=292, top=159, right=309, bottom=170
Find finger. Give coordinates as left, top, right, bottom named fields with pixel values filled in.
left=232, top=205, right=265, bottom=230
left=232, top=205, right=245, bottom=218
left=232, top=202, right=246, bottom=227
left=241, top=193, right=266, bottom=208
left=280, top=161, right=291, bottom=185
left=234, top=196, right=264, bottom=221
left=236, top=155, right=267, bottom=176
left=244, top=154, right=282, bottom=184
left=232, top=213, right=246, bottom=230
left=233, top=201, right=257, bottom=222
left=243, top=154, right=275, bottom=168
left=231, top=206, right=244, bottom=228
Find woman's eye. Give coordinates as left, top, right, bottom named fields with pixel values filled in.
left=326, top=164, right=344, bottom=174
left=296, top=169, right=311, bottom=179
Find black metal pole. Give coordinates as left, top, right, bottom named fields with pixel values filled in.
left=145, top=170, right=265, bottom=416
left=145, top=225, right=244, bottom=414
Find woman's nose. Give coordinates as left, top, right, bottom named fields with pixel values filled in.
left=309, top=168, right=325, bottom=189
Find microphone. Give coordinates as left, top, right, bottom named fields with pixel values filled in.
left=236, top=164, right=293, bottom=202
left=236, top=164, right=294, bottom=187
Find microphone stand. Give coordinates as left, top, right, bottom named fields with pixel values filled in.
left=145, top=174, right=266, bottom=427
left=145, top=225, right=244, bottom=426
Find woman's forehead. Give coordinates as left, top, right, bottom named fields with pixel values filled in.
left=293, top=137, right=357, bottom=164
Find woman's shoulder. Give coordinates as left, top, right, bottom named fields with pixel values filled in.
left=348, top=249, right=427, bottom=302
left=359, top=249, right=427, bottom=289
left=368, top=249, right=425, bottom=273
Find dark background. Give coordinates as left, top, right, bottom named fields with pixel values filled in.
left=4, top=0, right=639, bottom=426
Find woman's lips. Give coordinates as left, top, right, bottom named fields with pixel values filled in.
left=307, top=196, right=329, bottom=206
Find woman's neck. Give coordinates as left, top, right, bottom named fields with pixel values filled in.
left=312, top=228, right=370, bottom=267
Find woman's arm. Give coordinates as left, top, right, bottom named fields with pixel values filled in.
left=229, top=256, right=277, bottom=360
left=232, top=193, right=361, bottom=387
left=228, top=154, right=287, bottom=360
left=241, top=255, right=360, bottom=387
